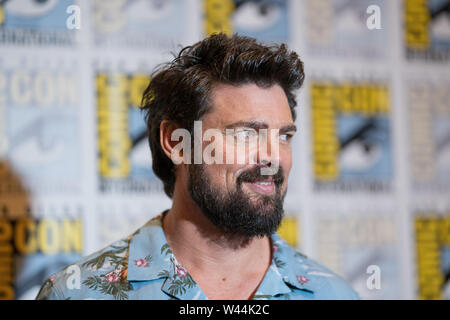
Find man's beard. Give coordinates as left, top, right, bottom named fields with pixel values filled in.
left=188, top=164, right=286, bottom=238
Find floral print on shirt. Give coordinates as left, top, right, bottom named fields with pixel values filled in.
left=35, top=213, right=360, bottom=300
left=81, top=239, right=133, bottom=300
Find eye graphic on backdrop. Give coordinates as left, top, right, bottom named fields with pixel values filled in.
left=4, top=0, right=58, bottom=17
left=444, top=267, right=450, bottom=299
left=338, top=118, right=385, bottom=172
left=126, top=0, right=175, bottom=22
left=232, top=0, right=282, bottom=31
left=430, top=1, right=450, bottom=40
left=9, top=115, right=66, bottom=166
left=334, top=2, right=367, bottom=36
left=130, top=129, right=154, bottom=176
left=436, top=132, right=450, bottom=170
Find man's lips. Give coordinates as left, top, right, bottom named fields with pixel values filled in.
left=243, top=180, right=276, bottom=194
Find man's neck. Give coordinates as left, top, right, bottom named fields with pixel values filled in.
left=161, top=183, right=272, bottom=293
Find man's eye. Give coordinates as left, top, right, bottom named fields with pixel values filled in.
left=235, top=129, right=257, bottom=140
left=280, top=133, right=293, bottom=142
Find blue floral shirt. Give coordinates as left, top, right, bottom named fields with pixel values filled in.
left=35, top=213, right=360, bottom=300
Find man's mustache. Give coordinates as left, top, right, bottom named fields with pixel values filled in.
left=237, top=165, right=284, bottom=187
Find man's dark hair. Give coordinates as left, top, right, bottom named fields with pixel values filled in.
left=141, top=33, right=305, bottom=198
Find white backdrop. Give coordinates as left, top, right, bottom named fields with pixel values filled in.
left=0, top=0, right=449, bottom=300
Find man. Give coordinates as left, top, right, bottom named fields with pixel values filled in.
left=36, top=33, right=359, bottom=300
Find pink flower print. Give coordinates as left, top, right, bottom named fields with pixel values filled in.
left=175, top=264, right=187, bottom=278
left=134, top=258, right=148, bottom=267
left=297, top=275, right=309, bottom=285
left=272, top=245, right=279, bottom=253
left=173, top=256, right=188, bottom=278
left=105, top=269, right=121, bottom=283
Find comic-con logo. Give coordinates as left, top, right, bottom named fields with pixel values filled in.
left=0, top=0, right=76, bottom=46
left=405, top=0, right=450, bottom=61
left=96, top=72, right=163, bottom=194
left=204, top=0, right=288, bottom=43
left=304, top=0, right=388, bottom=58
left=415, top=214, right=450, bottom=299
left=317, top=214, right=399, bottom=299
left=311, top=81, right=392, bottom=192
left=408, top=81, right=450, bottom=192
left=0, top=67, right=81, bottom=195
left=92, top=0, right=186, bottom=49
left=0, top=209, right=83, bottom=300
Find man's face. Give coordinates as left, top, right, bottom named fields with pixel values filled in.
left=187, top=83, right=296, bottom=238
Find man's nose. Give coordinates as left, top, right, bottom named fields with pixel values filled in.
left=257, top=130, right=280, bottom=175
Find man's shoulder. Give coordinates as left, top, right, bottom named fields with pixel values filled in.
left=35, top=215, right=166, bottom=299
left=35, top=234, right=134, bottom=300
left=298, top=257, right=360, bottom=300
left=272, top=234, right=360, bottom=300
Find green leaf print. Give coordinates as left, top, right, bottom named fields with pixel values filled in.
left=83, top=275, right=132, bottom=300
left=83, top=276, right=103, bottom=290
left=158, top=270, right=170, bottom=278
left=160, top=243, right=172, bottom=256
left=168, top=279, right=186, bottom=296
left=81, top=240, right=130, bottom=270
left=182, top=274, right=196, bottom=288
left=274, top=257, right=286, bottom=269
left=294, top=251, right=307, bottom=259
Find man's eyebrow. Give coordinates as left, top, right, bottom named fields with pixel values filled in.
left=224, top=121, right=269, bottom=130
left=279, top=124, right=297, bottom=133
left=224, top=121, right=297, bottom=133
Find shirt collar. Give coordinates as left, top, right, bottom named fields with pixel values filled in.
left=270, top=233, right=325, bottom=295
left=126, top=212, right=173, bottom=282
left=126, top=213, right=321, bottom=298
left=126, top=212, right=208, bottom=299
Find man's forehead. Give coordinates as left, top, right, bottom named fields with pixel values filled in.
left=206, top=83, right=293, bottom=127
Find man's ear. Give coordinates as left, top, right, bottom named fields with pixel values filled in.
left=160, top=120, right=190, bottom=165
left=160, top=120, right=178, bottom=160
